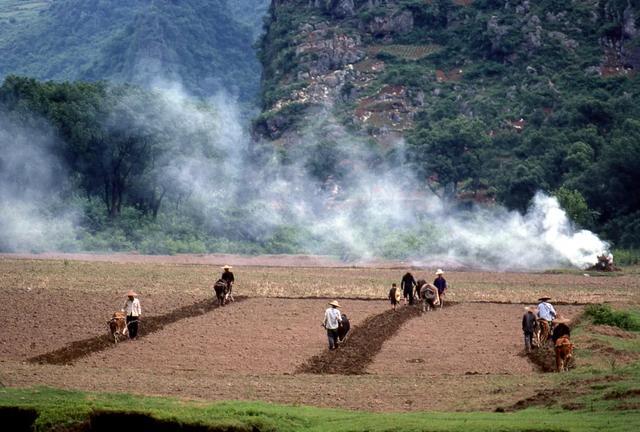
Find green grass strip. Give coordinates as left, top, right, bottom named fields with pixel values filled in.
left=1, top=386, right=640, bottom=432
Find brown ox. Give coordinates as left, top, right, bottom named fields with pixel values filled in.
left=108, top=311, right=128, bottom=343
left=555, top=335, right=574, bottom=372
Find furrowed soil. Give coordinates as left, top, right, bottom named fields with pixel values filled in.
left=0, top=254, right=638, bottom=412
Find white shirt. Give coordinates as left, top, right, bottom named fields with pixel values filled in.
left=123, top=298, right=142, bottom=317
left=324, top=307, right=342, bottom=330
left=537, top=302, right=556, bottom=321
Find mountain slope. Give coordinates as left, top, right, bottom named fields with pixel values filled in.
left=0, top=0, right=262, bottom=99
left=255, top=0, right=640, bottom=247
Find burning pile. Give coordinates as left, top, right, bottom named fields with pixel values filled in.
left=587, top=253, right=620, bottom=272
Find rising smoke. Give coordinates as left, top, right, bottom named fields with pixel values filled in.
left=0, top=113, right=80, bottom=252
left=0, top=82, right=610, bottom=270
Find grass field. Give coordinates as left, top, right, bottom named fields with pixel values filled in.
left=1, top=385, right=639, bottom=431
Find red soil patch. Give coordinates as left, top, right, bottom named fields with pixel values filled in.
left=436, top=68, right=463, bottom=82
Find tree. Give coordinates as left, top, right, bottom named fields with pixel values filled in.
left=408, top=116, right=488, bottom=202
left=554, top=187, right=597, bottom=228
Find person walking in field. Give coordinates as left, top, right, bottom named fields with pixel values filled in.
left=388, top=283, right=401, bottom=310
left=122, top=290, right=142, bottom=339
left=220, top=265, right=235, bottom=300
left=522, top=306, right=537, bottom=352
left=322, top=300, right=342, bottom=350
left=401, top=272, right=417, bottom=305
left=433, top=269, right=447, bottom=308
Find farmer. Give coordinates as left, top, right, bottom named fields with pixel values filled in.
left=433, top=269, right=447, bottom=308
left=388, top=283, right=401, bottom=310
left=220, top=265, right=235, bottom=298
left=401, top=272, right=417, bottom=305
left=522, top=306, right=537, bottom=352
left=537, top=296, right=557, bottom=322
left=322, top=300, right=342, bottom=350
left=122, top=290, right=142, bottom=339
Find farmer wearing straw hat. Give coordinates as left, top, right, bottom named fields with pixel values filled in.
left=433, top=269, right=447, bottom=308
left=322, top=300, right=342, bottom=350
left=122, top=290, right=142, bottom=339
left=537, top=296, right=557, bottom=322
left=220, top=265, right=235, bottom=300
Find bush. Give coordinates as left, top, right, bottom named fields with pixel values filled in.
left=611, top=249, right=640, bottom=266
left=584, top=304, right=640, bottom=331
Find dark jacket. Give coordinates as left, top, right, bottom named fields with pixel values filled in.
left=433, top=276, right=447, bottom=294
left=401, top=273, right=416, bottom=293
left=221, top=271, right=235, bottom=284
left=522, top=312, right=537, bottom=334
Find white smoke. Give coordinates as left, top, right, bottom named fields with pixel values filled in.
left=0, top=82, right=610, bottom=270
left=0, top=115, right=80, bottom=252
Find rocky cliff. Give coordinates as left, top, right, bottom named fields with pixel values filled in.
left=255, top=0, right=639, bottom=153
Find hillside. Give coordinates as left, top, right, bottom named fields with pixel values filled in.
left=255, top=0, right=640, bottom=247
left=0, top=0, right=263, bottom=100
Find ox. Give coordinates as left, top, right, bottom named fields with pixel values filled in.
left=108, top=311, right=128, bottom=343
left=534, top=319, right=551, bottom=347
left=337, top=313, right=351, bottom=343
left=418, top=282, right=439, bottom=312
left=213, top=279, right=231, bottom=306
left=554, top=335, right=573, bottom=372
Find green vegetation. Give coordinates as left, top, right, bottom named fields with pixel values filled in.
left=584, top=304, right=640, bottom=331
left=258, top=0, right=640, bottom=250
left=1, top=386, right=639, bottom=432
left=613, top=249, right=640, bottom=266
left=0, top=0, right=261, bottom=100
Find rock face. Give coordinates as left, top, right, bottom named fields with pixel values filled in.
left=256, top=0, right=640, bottom=155
left=257, top=0, right=423, bottom=144
left=363, top=10, right=413, bottom=36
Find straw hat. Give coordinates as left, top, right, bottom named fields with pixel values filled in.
left=435, top=269, right=444, bottom=275
left=538, top=296, right=552, bottom=302
left=126, top=290, right=137, bottom=297
left=222, top=265, right=233, bottom=270
left=328, top=300, right=341, bottom=308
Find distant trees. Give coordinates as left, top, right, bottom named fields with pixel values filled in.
left=0, top=77, right=170, bottom=219
left=408, top=116, right=487, bottom=202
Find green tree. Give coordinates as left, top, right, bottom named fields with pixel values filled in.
left=408, top=116, right=488, bottom=201
left=554, top=187, right=597, bottom=228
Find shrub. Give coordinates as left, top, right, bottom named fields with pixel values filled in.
left=612, top=249, right=640, bottom=266
left=584, top=304, right=640, bottom=331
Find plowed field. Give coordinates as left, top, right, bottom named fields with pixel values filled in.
left=0, top=254, right=637, bottom=412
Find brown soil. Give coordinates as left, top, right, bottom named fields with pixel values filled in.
left=590, top=325, right=637, bottom=339
left=297, top=305, right=422, bottom=374
left=0, top=255, right=606, bottom=412
left=369, top=303, right=583, bottom=375
left=28, top=297, right=248, bottom=365
left=0, top=290, right=565, bottom=411
left=603, top=388, right=640, bottom=400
